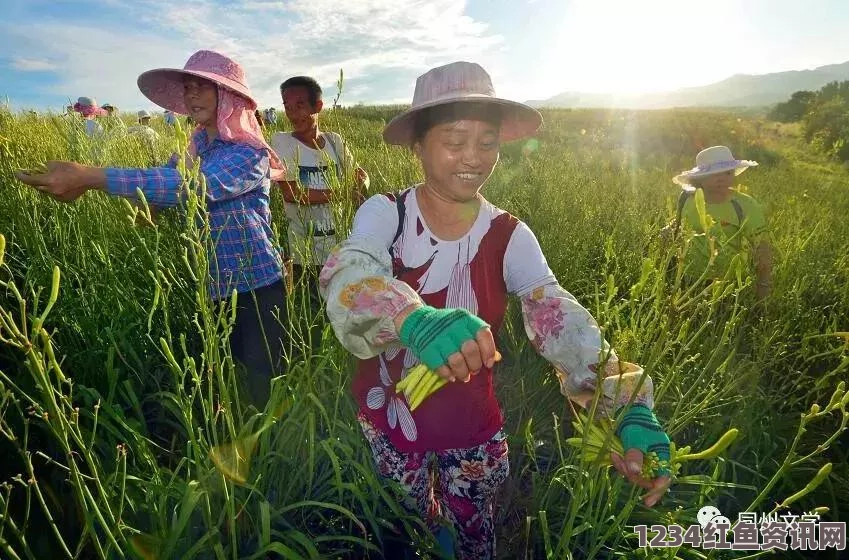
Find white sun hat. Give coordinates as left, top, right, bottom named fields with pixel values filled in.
left=673, top=146, right=758, bottom=187
left=137, top=110, right=151, bottom=119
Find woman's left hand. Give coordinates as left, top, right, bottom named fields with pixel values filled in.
left=611, top=450, right=671, bottom=507
left=15, top=161, right=105, bottom=202
left=611, top=404, right=672, bottom=508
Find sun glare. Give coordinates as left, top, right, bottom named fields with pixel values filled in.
left=547, top=0, right=762, bottom=96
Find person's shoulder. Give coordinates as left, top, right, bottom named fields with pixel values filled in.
left=482, top=199, right=520, bottom=225
left=353, top=193, right=401, bottom=227
left=362, top=192, right=396, bottom=208
left=270, top=131, right=294, bottom=145
left=677, top=189, right=700, bottom=214
left=731, top=190, right=763, bottom=210
left=218, top=139, right=266, bottom=164
left=270, top=132, right=297, bottom=156
left=323, top=131, right=345, bottom=149
left=731, top=190, right=758, bottom=201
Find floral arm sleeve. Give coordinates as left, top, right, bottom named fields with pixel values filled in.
left=521, top=284, right=654, bottom=416
left=319, top=195, right=423, bottom=359
left=505, top=222, right=655, bottom=417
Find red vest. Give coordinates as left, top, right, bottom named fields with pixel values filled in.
left=352, top=191, right=519, bottom=452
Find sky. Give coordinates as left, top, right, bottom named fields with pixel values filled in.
left=3, top=0, right=849, bottom=112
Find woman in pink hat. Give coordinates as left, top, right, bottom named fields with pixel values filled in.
left=16, top=50, right=288, bottom=407
left=72, top=96, right=107, bottom=137
left=319, top=61, right=672, bottom=559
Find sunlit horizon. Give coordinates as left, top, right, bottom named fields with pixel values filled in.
left=499, top=0, right=849, bottom=102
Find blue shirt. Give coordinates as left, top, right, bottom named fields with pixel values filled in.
left=105, top=130, right=283, bottom=300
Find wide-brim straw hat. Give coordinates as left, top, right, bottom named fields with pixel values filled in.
left=674, top=145, right=758, bottom=186
left=383, top=61, right=542, bottom=146
left=73, top=96, right=108, bottom=117
left=137, top=50, right=257, bottom=115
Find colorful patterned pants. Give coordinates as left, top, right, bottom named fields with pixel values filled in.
left=358, top=413, right=510, bottom=560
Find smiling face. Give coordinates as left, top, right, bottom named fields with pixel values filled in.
left=282, top=86, right=322, bottom=135
left=182, top=76, right=218, bottom=128
left=414, top=116, right=500, bottom=202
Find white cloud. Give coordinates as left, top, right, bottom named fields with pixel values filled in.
left=148, top=0, right=503, bottom=105
left=5, top=0, right=503, bottom=110
left=2, top=21, right=192, bottom=110
left=10, top=58, right=58, bottom=72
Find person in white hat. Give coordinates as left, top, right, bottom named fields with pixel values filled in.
left=137, top=110, right=152, bottom=126
left=127, top=109, right=159, bottom=142
left=99, top=103, right=127, bottom=134
left=672, top=145, right=772, bottom=298
left=318, top=61, right=671, bottom=559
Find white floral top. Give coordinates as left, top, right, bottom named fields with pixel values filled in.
left=319, top=187, right=654, bottom=451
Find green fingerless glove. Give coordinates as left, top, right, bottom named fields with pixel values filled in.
left=399, top=305, right=489, bottom=371
left=616, top=404, right=671, bottom=477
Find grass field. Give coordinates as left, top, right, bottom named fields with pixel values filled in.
left=0, top=106, right=847, bottom=559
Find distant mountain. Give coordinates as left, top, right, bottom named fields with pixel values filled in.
left=527, top=61, right=849, bottom=109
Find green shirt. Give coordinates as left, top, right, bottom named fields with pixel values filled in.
left=680, top=190, right=767, bottom=278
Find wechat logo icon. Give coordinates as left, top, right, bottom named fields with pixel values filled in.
left=698, top=506, right=731, bottom=529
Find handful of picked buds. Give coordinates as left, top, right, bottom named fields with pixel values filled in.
left=396, top=351, right=503, bottom=411
left=566, top=409, right=740, bottom=479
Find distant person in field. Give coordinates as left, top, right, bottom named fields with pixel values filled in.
left=319, top=61, right=671, bottom=560
left=128, top=110, right=161, bottom=180
left=272, top=75, right=370, bottom=290
left=264, top=106, right=277, bottom=127
left=671, top=146, right=773, bottom=299
left=16, top=50, right=289, bottom=408
left=163, top=109, right=177, bottom=127
left=72, top=96, right=106, bottom=137
left=127, top=110, right=159, bottom=141
left=101, top=103, right=127, bottom=134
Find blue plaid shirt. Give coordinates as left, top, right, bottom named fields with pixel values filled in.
left=106, top=130, right=283, bottom=300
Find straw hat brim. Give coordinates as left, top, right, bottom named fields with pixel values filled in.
left=137, top=68, right=257, bottom=116
left=382, top=94, right=542, bottom=146
left=673, top=159, right=758, bottom=186
left=74, top=106, right=108, bottom=117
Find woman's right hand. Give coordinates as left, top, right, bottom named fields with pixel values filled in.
left=16, top=161, right=105, bottom=202
left=395, top=304, right=498, bottom=383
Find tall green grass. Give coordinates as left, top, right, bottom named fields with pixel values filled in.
left=0, top=107, right=846, bottom=559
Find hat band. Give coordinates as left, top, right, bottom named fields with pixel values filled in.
left=411, top=90, right=494, bottom=109
left=695, top=160, right=742, bottom=173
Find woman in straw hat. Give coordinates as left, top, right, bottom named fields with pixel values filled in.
left=671, top=145, right=773, bottom=298
left=319, top=61, right=671, bottom=559
left=16, top=50, right=288, bottom=408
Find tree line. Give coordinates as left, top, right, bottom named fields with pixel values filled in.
left=769, top=81, right=849, bottom=162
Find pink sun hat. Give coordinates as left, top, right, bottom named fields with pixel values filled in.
left=137, top=50, right=258, bottom=115
left=383, top=61, right=542, bottom=146
left=73, top=96, right=108, bottom=118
